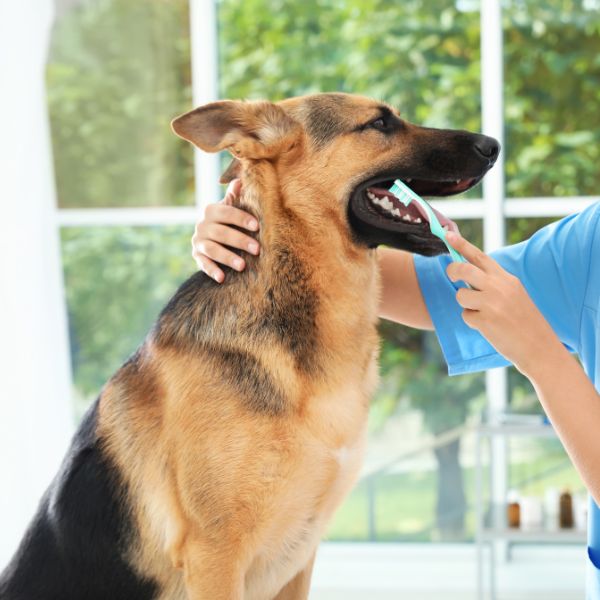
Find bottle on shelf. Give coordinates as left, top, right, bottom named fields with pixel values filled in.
left=507, top=489, right=521, bottom=529
left=574, top=493, right=587, bottom=531
left=559, top=489, right=574, bottom=529
left=521, top=496, right=543, bottom=531
left=544, top=487, right=560, bottom=531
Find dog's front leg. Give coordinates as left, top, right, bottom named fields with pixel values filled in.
left=271, top=552, right=316, bottom=600
left=180, top=539, right=246, bottom=600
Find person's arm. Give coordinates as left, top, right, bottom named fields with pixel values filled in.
left=528, top=343, right=600, bottom=507
left=446, top=231, right=600, bottom=505
left=377, top=248, right=433, bottom=330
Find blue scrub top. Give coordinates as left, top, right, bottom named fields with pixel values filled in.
left=413, top=202, right=600, bottom=598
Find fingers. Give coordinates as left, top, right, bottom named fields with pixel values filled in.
left=203, top=223, right=259, bottom=255
left=193, top=238, right=247, bottom=273
left=446, top=262, right=485, bottom=290
left=204, top=203, right=259, bottom=232
left=455, top=287, right=483, bottom=311
left=461, top=309, right=482, bottom=330
left=192, top=252, right=225, bottom=283
left=191, top=179, right=261, bottom=282
left=222, top=178, right=242, bottom=206
left=446, top=232, right=497, bottom=272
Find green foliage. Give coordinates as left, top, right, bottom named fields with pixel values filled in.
left=47, top=0, right=193, bottom=207
left=219, top=0, right=482, bottom=140
left=504, top=1, right=600, bottom=197
left=61, top=226, right=194, bottom=413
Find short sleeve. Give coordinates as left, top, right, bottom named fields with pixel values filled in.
left=413, top=203, right=600, bottom=376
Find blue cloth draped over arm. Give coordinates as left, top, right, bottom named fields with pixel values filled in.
left=413, top=203, right=599, bottom=376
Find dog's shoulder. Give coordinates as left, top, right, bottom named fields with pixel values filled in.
left=152, top=269, right=229, bottom=351
left=159, top=270, right=219, bottom=317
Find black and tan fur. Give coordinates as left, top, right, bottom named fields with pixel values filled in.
left=0, top=93, right=498, bottom=600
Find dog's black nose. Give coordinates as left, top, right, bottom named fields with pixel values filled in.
left=474, top=135, right=500, bottom=162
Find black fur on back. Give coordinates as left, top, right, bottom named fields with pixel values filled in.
left=0, top=400, right=158, bottom=600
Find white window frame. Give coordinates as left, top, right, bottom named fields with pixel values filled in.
left=52, top=0, right=598, bottom=538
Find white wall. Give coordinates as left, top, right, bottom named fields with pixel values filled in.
left=0, top=0, right=74, bottom=568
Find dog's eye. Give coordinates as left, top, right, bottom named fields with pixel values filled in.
left=369, top=117, right=389, bottom=132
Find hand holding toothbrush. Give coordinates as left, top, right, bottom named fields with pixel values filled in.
left=445, top=232, right=563, bottom=378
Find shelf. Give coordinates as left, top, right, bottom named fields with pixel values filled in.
left=476, top=423, right=557, bottom=437
left=478, top=528, right=586, bottom=543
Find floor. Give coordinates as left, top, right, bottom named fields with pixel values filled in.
left=309, top=542, right=585, bottom=600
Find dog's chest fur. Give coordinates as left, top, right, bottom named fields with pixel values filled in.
left=98, top=236, right=380, bottom=599
left=244, top=374, right=375, bottom=599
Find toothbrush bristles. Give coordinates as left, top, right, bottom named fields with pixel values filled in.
left=390, top=180, right=416, bottom=207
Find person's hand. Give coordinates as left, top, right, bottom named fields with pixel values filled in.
left=191, top=179, right=260, bottom=283
left=445, top=232, right=563, bottom=377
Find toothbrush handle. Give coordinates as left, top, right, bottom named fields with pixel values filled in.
left=442, top=237, right=467, bottom=264
left=447, top=246, right=467, bottom=263
left=443, top=239, right=472, bottom=288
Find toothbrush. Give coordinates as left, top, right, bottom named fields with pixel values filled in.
left=388, top=179, right=467, bottom=264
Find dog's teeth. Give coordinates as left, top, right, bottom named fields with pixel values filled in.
left=368, top=192, right=383, bottom=207
left=415, top=217, right=422, bottom=223
left=392, top=208, right=401, bottom=217
left=405, top=178, right=412, bottom=183
left=455, top=179, right=461, bottom=184
left=402, top=215, right=411, bottom=222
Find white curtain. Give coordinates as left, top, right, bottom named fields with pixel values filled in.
left=0, top=0, right=74, bottom=568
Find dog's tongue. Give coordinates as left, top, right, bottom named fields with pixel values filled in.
left=428, top=204, right=459, bottom=234
left=399, top=192, right=459, bottom=234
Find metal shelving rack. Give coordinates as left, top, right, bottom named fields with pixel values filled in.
left=474, top=422, right=586, bottom=600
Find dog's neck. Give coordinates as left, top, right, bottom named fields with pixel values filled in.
left=235, top=166, right=367, bottom=272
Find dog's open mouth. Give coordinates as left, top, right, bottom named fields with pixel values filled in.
left=365, top=186, right=460, bottom=233
left=348, top=175, right=482, bottom=255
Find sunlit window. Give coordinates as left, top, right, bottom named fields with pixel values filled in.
left=48, top=0, right=597, bottom=553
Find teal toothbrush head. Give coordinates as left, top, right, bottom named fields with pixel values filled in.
left=388, top=179, right=467, bottom=264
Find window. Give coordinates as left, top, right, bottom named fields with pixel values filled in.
left=49, top=0, right=598, bottom=545
left=48, top=0, right=197, bottom=419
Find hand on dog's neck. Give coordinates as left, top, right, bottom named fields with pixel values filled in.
left=227, top=160, right=370, bottom=289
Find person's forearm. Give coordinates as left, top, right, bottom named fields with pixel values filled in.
left=377, top=248, right=433, bottom=330
left=521, top=339, right=600, bottom=506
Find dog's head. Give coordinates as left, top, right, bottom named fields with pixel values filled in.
left=172, top=93, right=499, bottom=256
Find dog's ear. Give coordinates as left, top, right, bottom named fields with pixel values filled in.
left=171, top=100, right=301, bottom=160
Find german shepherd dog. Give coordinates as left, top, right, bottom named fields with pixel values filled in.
left=0, top=93, right=498, bottom=600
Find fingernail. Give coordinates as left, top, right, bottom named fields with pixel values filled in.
left=248, top=242, right=259, bottom=254
left=233, top=258, right=244, bottom=270
left=214, top=271, right=224, bottom=283
left=247, top=219, right=258, bottom=231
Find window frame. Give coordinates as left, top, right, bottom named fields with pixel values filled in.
left=52, top=0, right=599, bottom=539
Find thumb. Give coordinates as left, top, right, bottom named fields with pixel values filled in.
left=223, top=178, right=242, bottom=206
